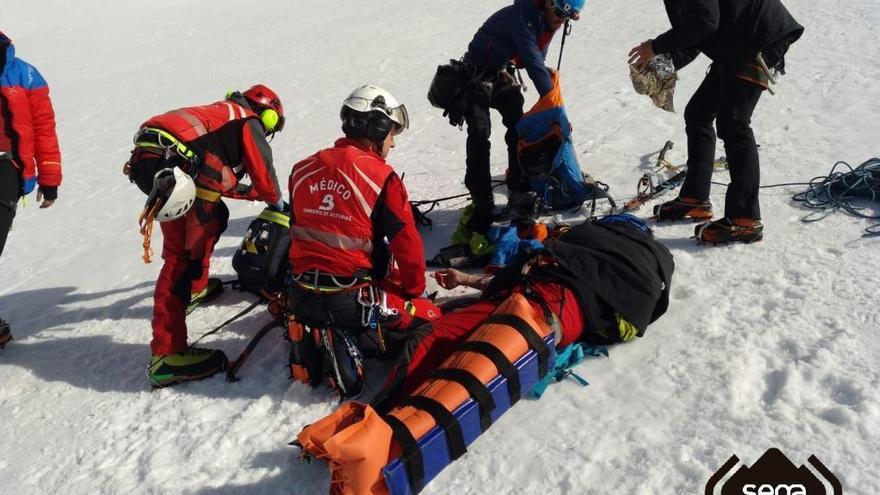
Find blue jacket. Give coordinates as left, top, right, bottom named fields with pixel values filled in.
left=466, top=0, right=554, bottom=95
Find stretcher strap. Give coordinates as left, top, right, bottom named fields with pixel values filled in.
left=431, top=368, right=496, bottom=433
left=485, top=314, right=550, bottom=378
left=397, top=396, right=467, bottom=462
left=384, top=414, right=425, bottom=494
left=457, top=341, right=522, bottom=404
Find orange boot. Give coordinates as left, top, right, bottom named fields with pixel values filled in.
left=695, top=217, right=764, bottom=245
left=653, top=197, right=713, bottom=221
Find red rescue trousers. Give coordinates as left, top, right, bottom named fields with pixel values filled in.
left=150, top=200, right=229, bottom=356
left=385, top=280, right=584, bottom=399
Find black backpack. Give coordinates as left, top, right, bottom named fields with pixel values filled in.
left=428, top=59, right=480, bottom=127
left=232, top=207, right=291, bottom=295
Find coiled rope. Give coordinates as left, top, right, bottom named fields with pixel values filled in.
left=791, top=158, right=880, bottom=237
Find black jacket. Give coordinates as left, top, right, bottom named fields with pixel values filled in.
left=486, top=220, right=675, bottom=344
left=652, top=0, right=804, bottom=70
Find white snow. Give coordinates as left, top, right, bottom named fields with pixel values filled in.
left=1, top=0, right=878, bottom=493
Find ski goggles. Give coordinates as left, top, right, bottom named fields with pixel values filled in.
left=342, top=96, right=410, bottom=135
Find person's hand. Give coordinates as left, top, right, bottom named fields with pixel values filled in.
left=37, top=186, right=57, bottom=209
left=628, top=40, right=657, bottom=71
left=433, top=269, right=469, bottom=290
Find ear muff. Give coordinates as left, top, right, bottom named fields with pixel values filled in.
left=365, top=113, right=393, bottom=143
left=260, top=108, right=282, bottom=133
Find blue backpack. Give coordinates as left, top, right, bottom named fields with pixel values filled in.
left=516, top=73, right=594, bottom=210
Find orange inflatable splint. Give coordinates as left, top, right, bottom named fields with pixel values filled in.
left=296, top=293, right=555, bottom=495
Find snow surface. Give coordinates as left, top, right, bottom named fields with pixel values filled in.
left=1, top=0, right=879, bottom=493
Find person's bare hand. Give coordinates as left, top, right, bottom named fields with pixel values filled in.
left=628, top=40, right=657, bottom=71
left=433, top=269, right=469, bottom=290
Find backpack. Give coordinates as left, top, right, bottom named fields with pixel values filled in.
left=515, top=72, right=595, bottom=210
left=427, top=59, right=480, bottom=127
left=232, top=207, right=291, bottom=295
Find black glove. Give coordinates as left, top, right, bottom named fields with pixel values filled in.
left=38, top=186, right=58, bottom=201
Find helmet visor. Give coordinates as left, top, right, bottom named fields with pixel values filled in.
left=342, top=95, right=410, bottom=134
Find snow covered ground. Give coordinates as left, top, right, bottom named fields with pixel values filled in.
left=1, top=0, right=878, bottom=493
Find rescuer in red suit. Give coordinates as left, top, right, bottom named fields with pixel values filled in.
left=287, top=85, right=441, bottom=358
left=129, top=85, right=285, bottom=388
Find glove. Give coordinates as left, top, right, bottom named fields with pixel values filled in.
left=22, top=177, right=37, bottom=195
left=38, top=186, right=58, bottom=201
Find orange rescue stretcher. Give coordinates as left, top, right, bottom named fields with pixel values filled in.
left=296, top=292, right=555, bottom=494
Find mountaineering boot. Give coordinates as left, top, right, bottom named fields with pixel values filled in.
left=695, top=217, right=764, bottom=245
left=653, top=196, right=713, bottom=221
left=507, top=190, right=540, bottom=220
left=186, top=277, right=224, bottom=314
left=0, top=318, right=12, bottom=349
left=147, top=347, right=229, bottom=388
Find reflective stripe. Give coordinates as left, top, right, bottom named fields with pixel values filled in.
left=170, top=110, right=208, bottom=137
left=290, top=158, right=319, bottom=183
left=337, top=168, right=373, bottom=217
left=195, top=187, right=221, bottom=202
left=292, top=165, right=326, bottom=193
left=292, top=225, right=372, bottom=252
left=351, top=160, right=382, bottom=195
left=258, top=209, right=290, bottom=228
left=225, top=102, right=236, bottom=121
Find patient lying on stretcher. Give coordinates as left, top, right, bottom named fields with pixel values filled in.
left=373, top=214, right=675, bottom=410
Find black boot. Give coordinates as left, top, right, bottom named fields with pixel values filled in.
left=465, top=196, right=495, bottom=235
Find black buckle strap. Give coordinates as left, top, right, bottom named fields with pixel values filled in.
left=485, top=313, right=549, bottom=378
left=383, top=414, right=425, bottom=494
left=432, top=368, right=496, bottom=433
left=457, top=340, right=521, bottom=405
left=398, top=395, right=467, bottom=462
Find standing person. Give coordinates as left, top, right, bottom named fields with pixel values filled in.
left=128, top=85, right=285, bottom=387
left=455, top=0, right=583, bottom=243
left=0, top=31, right=62, bottom=348
left=287, top=85, right=441, bottom=363
left=629, top=0, right=803, bottom=244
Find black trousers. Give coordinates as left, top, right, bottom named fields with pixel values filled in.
left=0, top=159, right=21, bottom=258
left=464, top=80, right=525, bottom=201
left=680, top=64, right=764, bottom=219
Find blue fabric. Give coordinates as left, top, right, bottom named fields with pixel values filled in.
left=528, top=343, right=608, bottom=399
left=486, top=225, right=544, bottom=268
left=466, top=0, right=553, bottom=95
left=1, top=40, right=49, bottom=92
left=517, top=105, right=593, bottom=209
left=22, top=177, right=36, bottom=195
left=383, top=335, right=556, bottom=495
left=597, top=213, right=652, bottom=236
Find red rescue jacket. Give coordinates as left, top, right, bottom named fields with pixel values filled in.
left=0, top=32, right=61, bottom=194
left=288, top=138, right=426, bottom=297
left=139, top=95, right=282, bottom=203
